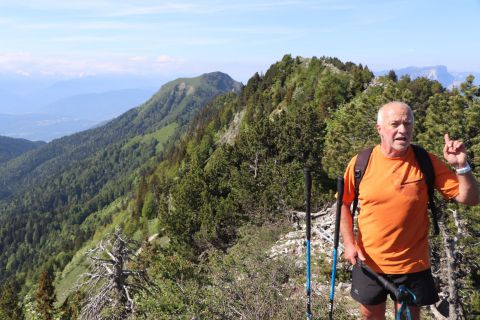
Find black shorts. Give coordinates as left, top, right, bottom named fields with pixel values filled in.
left=350, top=263, right=439, bottom=306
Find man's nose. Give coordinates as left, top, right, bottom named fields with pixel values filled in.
left=398, top=124, right=407, bottom=133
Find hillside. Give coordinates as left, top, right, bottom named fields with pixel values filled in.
left=55, top=55, right=374, bottom=319
left=0, top=136, right=45, bottom=164
left=1, top=56, right=479, bottom=319
left=0, top=71, right=241, bottom=286
left=77, top=55, right=476, bottom=319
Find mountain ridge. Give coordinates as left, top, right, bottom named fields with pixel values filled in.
left=0, top=71, right=241, bottom=285
left=0, top=136, right=45, bottom=164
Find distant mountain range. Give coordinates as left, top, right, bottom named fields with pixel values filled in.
left=0, top=113, right=98, bottom=142
left=0, top=74, right=167, bottom=141
left=375, top=65, right=480, bottom=89
left=0, top=65, right=477, bottom=142
left=0, top=73, right=165, bottom=114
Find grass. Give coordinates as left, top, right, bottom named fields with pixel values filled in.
left=54, top=197, right=169, bottom=305
left=122, top=122, right=178, bottom=152
left=55, top=197, right=131, bottom=305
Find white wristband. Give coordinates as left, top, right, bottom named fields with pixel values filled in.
left=455, top=162, right=472, bottom=175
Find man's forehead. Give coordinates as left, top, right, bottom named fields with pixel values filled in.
left=384, top=105, right=413, bottom=120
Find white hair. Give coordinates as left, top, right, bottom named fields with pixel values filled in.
left=377, top=101, right=414, bottom=125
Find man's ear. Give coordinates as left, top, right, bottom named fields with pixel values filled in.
left=376, top=124, right=381, bottom=134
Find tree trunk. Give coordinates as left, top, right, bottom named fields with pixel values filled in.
left=439, top=222, right=463, bottom=320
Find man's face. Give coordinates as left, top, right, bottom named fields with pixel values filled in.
left=376, top=104, right=414, bottom=156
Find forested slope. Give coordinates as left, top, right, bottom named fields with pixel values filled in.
left=1, top=55, right=479, bottom=319
left=98, top=56, right=478, bottom=318
left=0, top=71, right=241, bottom=285
left=0, top=136, right=45, bottom=164
left=61, top=55, right=374, bottom=318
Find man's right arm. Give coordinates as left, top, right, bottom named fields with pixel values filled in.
left=340, top=202, right=364, bottom=264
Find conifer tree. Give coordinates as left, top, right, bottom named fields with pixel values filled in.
left=35, top=269, right=56, bottom=320
left=135, top=175, right=148, bottom=218
left=387, top=69, right=398, bottom=82
left=0, top=279, right=25, bottom=320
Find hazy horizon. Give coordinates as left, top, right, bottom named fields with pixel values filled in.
left=1, top=0, right=479, bottom=84
left=1, top=0, right=479, bottom=141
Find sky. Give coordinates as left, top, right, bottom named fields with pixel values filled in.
left=1, top=0, right=479, bottom=83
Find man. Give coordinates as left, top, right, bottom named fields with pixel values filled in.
left=340, top=101, right=479, bottom=319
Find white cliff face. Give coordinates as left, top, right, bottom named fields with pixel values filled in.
left=427, top=68, right=439, bottom=80
left=375, top=65, right=479, bottom=89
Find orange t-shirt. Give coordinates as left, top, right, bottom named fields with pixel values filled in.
left=343, top=145, right=459, bottom=274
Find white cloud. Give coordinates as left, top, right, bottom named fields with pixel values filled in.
left=129, top=56, right=147, bottom=62
left=106, top=3, right=198, bottom=17
left=155, top=55, right=175, bottom=63
left=0, top=52, right=187, bottom=76
left=89, top=0, right=354, bottom=17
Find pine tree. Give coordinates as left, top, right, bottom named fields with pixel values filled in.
left=387, top=69, right=398, bottom=82
left=135, top=175, right=148, bottom=218
left=35, top=269, right=56, bottom=320
left=0, top=279, right=25, bottom=320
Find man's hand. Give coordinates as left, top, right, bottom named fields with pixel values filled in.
left=443, top=133, right=468, bottom=168
left=343, top=242, right=365, bottom=265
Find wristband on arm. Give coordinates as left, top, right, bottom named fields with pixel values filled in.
left=456, top=163, right=471, bottom=175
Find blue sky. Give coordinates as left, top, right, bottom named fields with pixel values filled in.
left=1, top=0, right=479, bottom=82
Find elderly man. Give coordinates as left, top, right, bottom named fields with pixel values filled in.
left=340, top=101, right=479, bottom=319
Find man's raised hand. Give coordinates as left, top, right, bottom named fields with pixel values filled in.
left=443, top=133, right=467, bottom=168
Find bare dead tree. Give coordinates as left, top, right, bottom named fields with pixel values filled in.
left=439, top=221, right=462, bottom=319
left=431, top=208, right=467, bottom=320
left=78, top=228, right=157, bottom=320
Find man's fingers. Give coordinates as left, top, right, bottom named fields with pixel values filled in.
left=453, top=140, right=463, bottom=150
left=350, top=251, right=365, bottom=265
left=444, top=133, right=450, bottom=144
left=357, top=251, right=366, bottom=262
left=444, top=133, right=465, bottom=153
left=443, top=143, right=449, bottom=154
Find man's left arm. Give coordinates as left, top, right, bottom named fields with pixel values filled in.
left=455, top=170, right=479, bottom=205
left=443, top=133, right=479, bottom=205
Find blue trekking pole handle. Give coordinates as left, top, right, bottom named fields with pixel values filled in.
left=304, top=168, right=312, bottom=320
left=329, top=176, right=344, bottom=320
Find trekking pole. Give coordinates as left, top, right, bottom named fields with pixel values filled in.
left=304, top=168, right=312, bottom=320
left=357, top=258, right=416, bottom=320
left=328, top=176, right=344, bottom=320
left=357, top=258, right=399, bottom=297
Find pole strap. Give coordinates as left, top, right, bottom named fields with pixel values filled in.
left=396, top=285, right=417, bottom=320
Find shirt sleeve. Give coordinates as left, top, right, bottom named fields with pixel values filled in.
left=342, top=155, right=358, bottom=204
left=429, top=153, right=460, bottom=199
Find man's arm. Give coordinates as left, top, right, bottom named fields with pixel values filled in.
left=454, top=171, right=479, bottom=205
left=340, top=202, right=365, bottom=264
left=443, top=133, right=479, bottom=205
